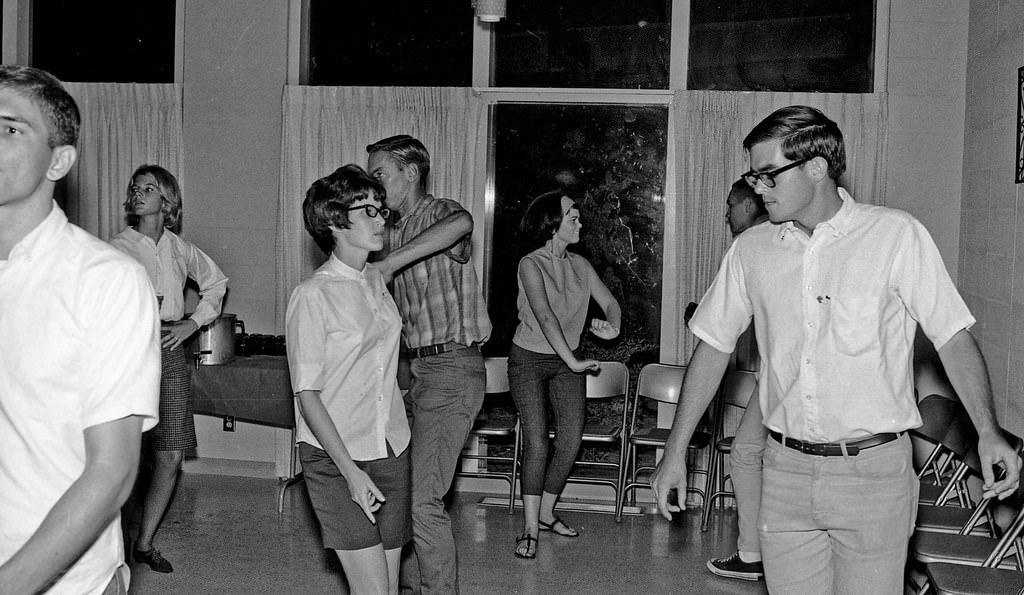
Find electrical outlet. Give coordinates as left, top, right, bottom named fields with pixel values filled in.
left=223, top=415, right=235, bottom=432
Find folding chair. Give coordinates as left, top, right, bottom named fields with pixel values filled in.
left=914, top=489, right=1024, bottom=595
left=549, top=361, right=630, bottom=508
left=455, top=356, right=521, bottom=513
left=616, top=363, right=709, bottom=521
left=700, top=369, right=758, bottom=532
left=920, top=410, right=980, bottom=507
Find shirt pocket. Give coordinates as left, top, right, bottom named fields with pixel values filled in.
left=828, top=295, right=881, bottom=357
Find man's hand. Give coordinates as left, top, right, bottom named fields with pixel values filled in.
left=650, top=452, right=689, bottom=521
left=978, top=431, right=1022, bottom=500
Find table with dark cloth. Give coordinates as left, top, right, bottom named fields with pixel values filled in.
left=191, top=355, right=294, bottom=428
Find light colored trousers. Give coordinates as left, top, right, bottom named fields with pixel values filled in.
left=730, top=397, right=767, bottom=555
left=759, top=433, right=917, bottom=595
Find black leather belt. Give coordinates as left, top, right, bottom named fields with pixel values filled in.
left=406, top=341, right=466, bottom=359
left=769, top=430, right=903, bottom=457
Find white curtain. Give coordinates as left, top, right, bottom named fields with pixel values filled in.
left=276, top=86, right=487, bottom=332
left=63, top=83, right=184, bottom=240
left=665, top=91, right=889, bottom=363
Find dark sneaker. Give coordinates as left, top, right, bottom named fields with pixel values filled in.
left=134, top=546, right=174, bottom=573
left=707, top=552, right=764, bottom=581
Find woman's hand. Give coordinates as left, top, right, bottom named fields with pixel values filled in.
left=569, top=358, right=601, bottom=374
left=161, top=319, right=199, bottom=349
left=589, top=319, right=619, bottom=340
left=344, top=467, right=387, bottom=524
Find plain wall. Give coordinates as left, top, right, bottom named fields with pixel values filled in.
left=960, top=0, right=1024, bottom=434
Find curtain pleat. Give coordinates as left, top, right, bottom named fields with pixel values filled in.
left=275, top=87, right=487, bottom=332
left=63, top=83, right=184, bottom=240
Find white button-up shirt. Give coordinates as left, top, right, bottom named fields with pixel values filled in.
left=109, top=227, right=228, bottom=326
left=0, top=204, right=159, bottom=594
left=285, top=255, right=410, bottom=460
left=691, top=189, right=974, bottom=442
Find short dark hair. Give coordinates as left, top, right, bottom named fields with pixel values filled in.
left=303, top=164, right=386, bottom=254
left=125, top=164, right=183, bottom=230
left=365, top=134, right=431, bottom=188
left=519, top=190, right=572, bottom=250
left=729, top=178, right=766, bottom=219
left=0, top=65, right=80, bottom=148
left=743, top=105, right=846, bottom=181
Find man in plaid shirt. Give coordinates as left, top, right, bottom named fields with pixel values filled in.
left=368, top=135, right=491, bottom=595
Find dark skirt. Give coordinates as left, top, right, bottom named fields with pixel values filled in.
left=148, top=336, right=197, bottom=450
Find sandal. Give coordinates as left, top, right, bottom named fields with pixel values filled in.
left=538, top=516, right=579, bottom=537
left=514, top=533, right=537, bottom=559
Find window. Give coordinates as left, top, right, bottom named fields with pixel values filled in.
left=31, top=0, right=176, bottom=83
left=307, top=0, right=473, bottom=86
left=487, top=103, right=667, bottom=362
left=687, top=0, right=875, bottom=92
left=494, top=0, right=672, bottom=89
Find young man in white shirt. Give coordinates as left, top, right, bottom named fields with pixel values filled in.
left=653, top=105, right=1020, bottom=594
left=0, top=65, right=160, bottom=595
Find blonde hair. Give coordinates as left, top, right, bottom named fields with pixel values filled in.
left=125, top=164, right=182, bottom=230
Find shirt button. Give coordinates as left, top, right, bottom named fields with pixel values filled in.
left=805, top=358, right=811, bottom=364
left=807, top=321, right=814, bottom=327
left=805, top=395, right=812, bottom=400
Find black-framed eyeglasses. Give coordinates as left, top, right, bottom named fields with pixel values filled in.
left=741, top=157, right=812, bottom=189
left=345, top=204, right=391, bottom=219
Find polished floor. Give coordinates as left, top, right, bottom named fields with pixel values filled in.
left=127, top=473, right=768, bottom=594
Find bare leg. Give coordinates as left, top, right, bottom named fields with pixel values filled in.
left=538, top=491, right=577, bottom=536
left=335, top=544, right=390, bottom=595
left=384, top=547, right=402, bottom=595
left=516, top=494, right=541, bottom=557
left=136, top=449, right=183, bottom=551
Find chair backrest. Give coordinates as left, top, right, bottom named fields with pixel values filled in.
left=719, top=369, right=758, bottom=408
left=635, top=363, right=686, bottom=405
left=915, top=360, right=958, bottom=402
left=914, top=394, right=963, bottom=444
left=484, top=356, right=510, bottom=395
left=586, top=361, right=629, bottom=400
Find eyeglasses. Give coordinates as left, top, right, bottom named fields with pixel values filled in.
left=741, top=157, right=812, bottom=189
left=345, top=204, right=391, bottom=219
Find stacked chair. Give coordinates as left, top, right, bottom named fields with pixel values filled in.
left=700, top=369, right=758, bottom=532
left=455, top=356, right=521, bottom=512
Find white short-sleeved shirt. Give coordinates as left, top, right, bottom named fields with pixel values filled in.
left=690, top=189, right=974, bottom=442
left=285, top=255, right=410, bottom=460
left=0, top=204, right=160, bottom=594
left=109, top=226, right=228, bottom=326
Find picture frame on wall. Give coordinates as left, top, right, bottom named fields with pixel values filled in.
left=1018, top=65, right=1024, bottom=183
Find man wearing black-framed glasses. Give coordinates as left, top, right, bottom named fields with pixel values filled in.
left=653, top=105, right=1020, bottom=594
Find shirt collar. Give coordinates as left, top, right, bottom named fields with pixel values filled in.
left=8, top=201, right=66, bottom=262
left=323, top=252, right=367, bottom=281
left=777, top=187, right=856, bottom=241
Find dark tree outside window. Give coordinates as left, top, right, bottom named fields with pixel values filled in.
left=488, top=103, right=667, bottom=363
left=308, top=0, right=473, bottom=86
left=31, top=0, right=176, bottom=83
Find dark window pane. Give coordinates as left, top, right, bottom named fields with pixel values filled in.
left=688, top=0, right=874, bottom=92
left=494, top=1, right=671, bottom=89
left=488, top=104, right=666, bottom=363
left=31, top=0, right=176, bottom=83
left=308, top=0, right=472, bottom=86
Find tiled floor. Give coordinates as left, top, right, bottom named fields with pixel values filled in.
left=127, top=473, right=768, bottom=594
